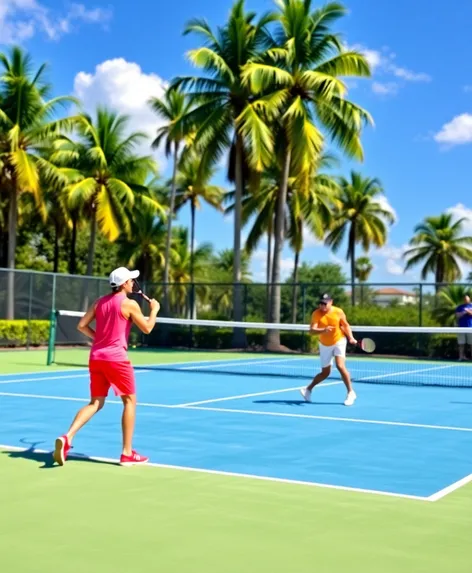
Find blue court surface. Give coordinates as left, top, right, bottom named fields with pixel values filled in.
left=1, top=355, right=472, bottom=502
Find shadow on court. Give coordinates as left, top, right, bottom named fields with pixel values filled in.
left=253, top=399, right=342, bottom=406
left=1, top=440, right=118, bottom=469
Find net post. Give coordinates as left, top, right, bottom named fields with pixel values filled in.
left=46, top=310, right=57, bottom=365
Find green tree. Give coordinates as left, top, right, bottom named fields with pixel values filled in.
left=149, top=86, right=192, bottom=312
left=404, top=213, right=472, bottom=287
left=0, top=45, right=78, bottom=317
left=172, top=0, right=275, bottom=340
left=433, top=285, right=471, bottom=326
left=325, top=171, right=394, bottom=306
left=241, top=0, right=373, bottom=347
left=58, top=107, right=159, bottom=280
left=174, top=153, right=225, bottom=287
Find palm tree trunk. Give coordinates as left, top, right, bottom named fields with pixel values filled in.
left=6, top=187, right=18, bottom=320
left=349, top=223, right=356, bottom=307
left=265, top=225, right=272, bottom=322
left=69, top=213, right=78, bottom=275
left=231, top=135, right=246, bottom=347
left=163, top=143, right=179, bottom=315
left=267, top=149, right=291, bottom=350
left=190, top=201, right=196, bottom=320
left=291, top=250, right=300, bottom=323
left=82, top=210, right=97, bottom=311
left=53, top=218, right=60, bottom=274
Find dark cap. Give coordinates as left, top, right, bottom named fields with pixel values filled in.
left=319, top=293, right=333, bottom=304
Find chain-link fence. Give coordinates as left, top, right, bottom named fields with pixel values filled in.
left=0, top=267, right=469, bottom=347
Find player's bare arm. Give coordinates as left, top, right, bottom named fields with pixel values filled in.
left=339, top=312, right=357, bottom=344
left=125, top=298, right=160, bottom=334
left=77, top=302, right=97, bottom=340
left=309, top=319, right=334, bottom=335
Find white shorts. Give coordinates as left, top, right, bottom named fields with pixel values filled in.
left=319, top=338, right=347, bottom=368
left=458, top=333, right=472, bottom=345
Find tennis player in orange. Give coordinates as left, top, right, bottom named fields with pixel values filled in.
left=300, top=293, right=357, bottom=406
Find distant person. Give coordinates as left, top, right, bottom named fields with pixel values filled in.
left=53, top=267, right=160, bottom=467
left=456, top=294, right=472, bottom=361
left=300, top=293, right=357, bottom=406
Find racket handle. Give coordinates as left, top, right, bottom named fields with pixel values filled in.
left=139, top=291, right=151, bottom=303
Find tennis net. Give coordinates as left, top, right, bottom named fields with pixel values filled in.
left=46, top=310, right=472, bottom=388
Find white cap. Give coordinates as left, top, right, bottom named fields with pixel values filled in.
left=109, top=267, right=140, bottom=287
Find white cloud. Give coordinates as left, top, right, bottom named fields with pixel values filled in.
left=347, top=44, right=431, bottom=96
left=0, top=1, right=112, bottom=44
left=251, top=249, right=294, bottom=281
left=386, top=259, right=404, bottom=276
left=434, top=113, right=472, bottom=146
left=375, top=195, right=398, bottom=224
left=390, top=66, right=431, bottom=82
left=446, top=203, right=472, bottom=234
left=372, top=82, right=398, bottom=96
left=73, top=58, right=168, bottom=167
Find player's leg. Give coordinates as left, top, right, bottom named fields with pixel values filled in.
left=458, top=334, right=466, bottom=361
left=53, top=362, right=108, bottom=466
left=300, top=343, right=333, bottom=402
left=108, top=361, right=149, bottom=466
left=334, top=339, right=356, bottom=406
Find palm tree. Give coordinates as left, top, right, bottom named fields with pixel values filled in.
left=173, top=153, right=225, bottom=288
left=226, top=153, right=338, bottom=323
left=148, top=86, right=192, bottom=314
left=325, top=171, right=394, bottom=306
left=240, top=0, right=373, bottom=347
left=355, top=255, right=373, bottom=306
left=404, top=213, right=472, bottom=287
left=0, top=45, right=79, bottom=318
left=171, top=0, right=275, bottom=342
left=355, top=256, right=374, bottom=283
left=117, top=209, right=170, bottom=284
left=167, top=227, right=214, bottom=317
left=433, top=285, right=471, bottom=326
left=56, top=107, right=159, bottom=281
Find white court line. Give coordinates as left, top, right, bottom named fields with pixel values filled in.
left=0, top=391, right=172, bottom=408
left=177, top=382, right=341, bottom=407
left=3, top=390, right=472, bottom=434
left=183, top=404, right=472, bottom=433
left=428, top=474, right=472, bottom=501
left=0, top=369, right=152, bottom=385
left=179, top=357, right=303, bottom=370
left=0, top=444, right=428, bottom=502
left=356, top=363, right=455, bottom=382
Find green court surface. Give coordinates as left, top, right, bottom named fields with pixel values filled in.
left=2, top=348, right=472, bottom=572
left=1, top=450, right=472, bottom=573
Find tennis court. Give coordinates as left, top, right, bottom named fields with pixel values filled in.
left=1, top=343, right=472, bottom=573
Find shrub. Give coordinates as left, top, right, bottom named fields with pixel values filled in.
left=0, top=320, right=50, bottom=347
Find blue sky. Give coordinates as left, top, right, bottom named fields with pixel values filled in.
left=2, top=0, right=472, bottom=287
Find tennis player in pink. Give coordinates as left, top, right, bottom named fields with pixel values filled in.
left=53, top=267, right=160, bottom=467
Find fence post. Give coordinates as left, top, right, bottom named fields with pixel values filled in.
left=26, top=272, right=33, bottom=350
left=419, top=284, right=423, bottom=327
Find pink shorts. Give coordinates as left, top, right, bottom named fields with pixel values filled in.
left=89, top=360, right=136, bottom=397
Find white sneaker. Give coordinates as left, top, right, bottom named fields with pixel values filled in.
left=344, top=391, right=357, bottom=406
left=300, top=387, right=312, bottom=402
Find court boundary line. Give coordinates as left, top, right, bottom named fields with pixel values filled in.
left=183, top=404, right=472, bottom=433
left=0, top=370, right=152, bottom=385
left=2, top=390, right=472, bottom=434
left=0, top=444, right=429, bottom=502
left=428, top=473, right=472, bottom=501
left=176, top=381, right=342, bottom=407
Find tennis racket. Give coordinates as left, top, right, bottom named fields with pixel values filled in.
left=132, top=279, right=151, bottom=304
left=354, top=337, right=376, bottom=353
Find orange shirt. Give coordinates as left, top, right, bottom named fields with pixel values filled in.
left=310, top=306, right=346, bottom=346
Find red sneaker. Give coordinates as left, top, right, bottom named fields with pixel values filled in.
left=120, top=450, right=149, bottom=467
left=53, top=435, right=71, bottom=466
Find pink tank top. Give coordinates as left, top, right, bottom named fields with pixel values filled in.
left=89, top=292, right=132, bottom=362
